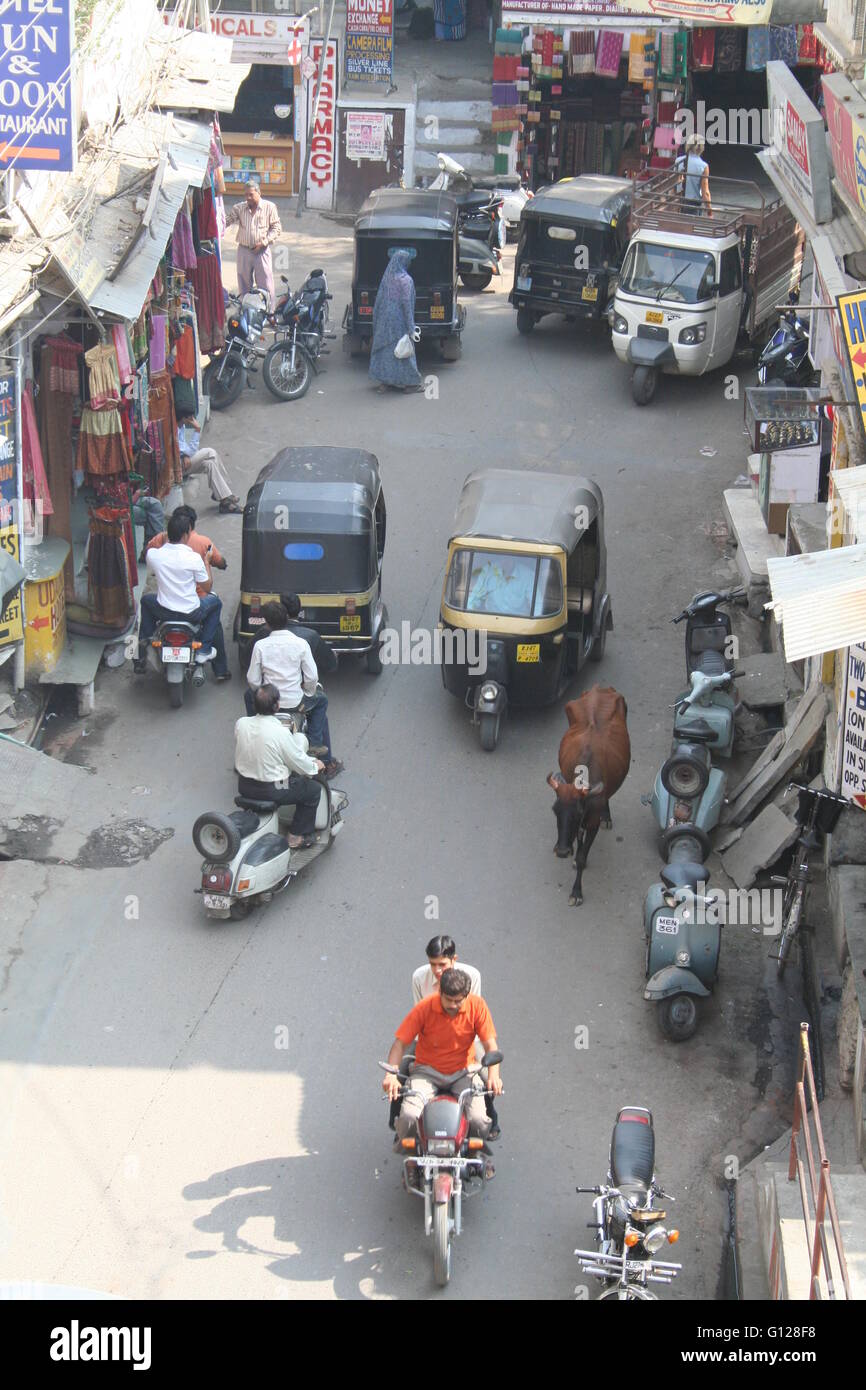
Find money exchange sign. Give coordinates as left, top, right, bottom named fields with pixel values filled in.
left=345, top=0, right=393, bottom=84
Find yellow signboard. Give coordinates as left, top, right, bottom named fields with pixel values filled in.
left=0, top=524, right=24, bottom=646
left=837, top=289, right=866, bottom=441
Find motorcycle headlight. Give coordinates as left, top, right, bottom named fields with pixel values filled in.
left=427, top=1139, right=455, bottom=1157
left=679, top=322, right=707, bottom=345
left=519, top=263, right=530, bottom=278
left=612, top=313, right=629, bottom=335
left=481, top=684, right=498, bottom=702
left=643, top=1225, right=669, bottom=1254
left=676, top=949, right=691, bottom=967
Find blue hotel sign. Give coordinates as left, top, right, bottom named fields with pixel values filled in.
left=0, top=0, right=75, bottom=172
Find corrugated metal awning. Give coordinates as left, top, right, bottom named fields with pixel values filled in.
left=150, top=29, right=249, bottom=113
left=766, top=543, right=866, bottom=661
left=831, top=466, right=866, bottom=541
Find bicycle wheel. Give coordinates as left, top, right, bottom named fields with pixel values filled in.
left=777, top=883, right=804, bottom=978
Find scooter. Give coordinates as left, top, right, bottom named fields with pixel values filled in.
left=380, top=1051, right=503, bottom=1287
left=672, top=586, right=746, bottom=683
left=643, top=857, right=725, bottom=1041
left=458, top=234, right=502, bottom=291
left=757, top=298, right=813, bottom=387
left=575, top=1107, right=681, bottom=1299
left=142, top=618, right=216, bottom=710
left=192, top=741, right=348, bottom=920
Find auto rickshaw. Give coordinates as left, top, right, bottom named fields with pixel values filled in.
left=440, top=469, right=611, bottom=751
left=342, top=187, right=466, bottom=362
left=235, top=447, right=388, bottom=674
left=510, top=176, right=633, bottom=335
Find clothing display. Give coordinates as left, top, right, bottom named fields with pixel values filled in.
left=171, top=200, right=198, bottom=271
left=21, top=381, right=53, bottom=528
left=690, top=29, right=715, bottom=70
left=189, top=251, right=225, bottom=355
left=745, top=27, right=769, bottom=71
left=87, top=506, right=134, bottom=628
left=147, top=370, right=183, bottom=497
left=111, top=323, right=135, bottom=386
left=77, top=405, right=133, bottom=482
left=769, top=25, right=798, bottom=66
left=37, top=335, right=82, bottom=599
left=595, top=31, right=623, bottom=78
left=84, top=342, right=122, bottom=409
left=713, top=28, right=743, bottom=72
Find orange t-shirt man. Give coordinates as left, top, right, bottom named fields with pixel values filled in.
left=396, top=993, right=496, bottom=1074
left=147, top=529, right=225, bottom=599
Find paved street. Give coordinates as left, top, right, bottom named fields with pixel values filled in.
left=0, top=209, right=805, bottom=1300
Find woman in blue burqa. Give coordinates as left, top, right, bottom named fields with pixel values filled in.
left=369, top=248, right=424, bottom=391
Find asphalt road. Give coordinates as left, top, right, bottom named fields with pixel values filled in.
left=0, top=209, right=804, bottom=1300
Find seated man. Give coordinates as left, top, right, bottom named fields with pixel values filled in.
left=147, top=505, right=231, bottom=682
left=234, top=683, right=325, bottom=849
left=383, top=968, right=502, bottom=1151
left=135, top=511, right=228, bottom=678
left=246, top=601, right=343, bottom=778
left=178, top=422, right=242, bottom=514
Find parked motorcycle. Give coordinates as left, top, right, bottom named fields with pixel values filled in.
left=644, top=858, right=725, bottom=1040
left=757, top=296, right=813, bottom=387
left=380, top=1051, right=503, bottom=1286
left=192, top=742, right=348, bottom=920
left=142, top=617, right=216, bottom=709
left=458, top=234, right=501, bottom=291
left=429, top=152, right=531, bottom=239
left=263, top=268, right=334, bottom=402
left=575, top=1108, right=681, bottom=1299
left=203, top=289, right=269, bottom=411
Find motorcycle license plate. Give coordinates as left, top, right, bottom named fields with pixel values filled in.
left=516, top=643, right=540, bottom=663
left=203, top=894, right=232, bottom=910
left=516, top=276, right=531, bottom=291
left=430, top=306, right=445, bottom=320
left=340, top=615, right=361, bottom=633
left=655, top=916, right=679, bottom=935
left=645, top=310, right=664, bottom=324
left=162, top=647, right=191, bottom=663
left=582, top=286, right=598, bottom=302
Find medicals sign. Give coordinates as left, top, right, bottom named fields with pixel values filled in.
left=345, top=0, right=393, bottom=85
left=0, top=0, right=75, bottom=172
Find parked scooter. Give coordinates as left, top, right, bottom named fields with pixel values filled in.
left=575, top=1107, right=681, bottom=1299
left=428, top=152, right=531, bottom=239
left=263, top=269, right=334, bottom=402
left=141, top=617, right=216, bottom=709
left=203, top=290, right=269, bottom=410
left=757, top=295, right=813, bottom=387
left=458, top=234, right=501, bottom=291
left=672, top=585, right=746, bottom=684
left=643, top=857, right=724, bottom=1040
left=192, top=731, right=348, bottom=920
left=380, top=1051, right=503, bottom=1286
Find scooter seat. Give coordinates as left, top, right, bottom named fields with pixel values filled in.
left=611, top=1116, right=655, bottom=1189
left=660, top=861, right=709, bottom=894
left=235, top=795, right=277, bottom=813
left=695, top=650, right=726, bottom=676
left=676, top=718, right=716, bottom=742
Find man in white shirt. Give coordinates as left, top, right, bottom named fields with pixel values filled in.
left=246, top=601, right=343, bottom=778
left=235, top=684, right=325, bottom=848
left=134, top=512, right=228, bottom=676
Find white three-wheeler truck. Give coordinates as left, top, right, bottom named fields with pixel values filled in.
left=611, top=171, right=804, bottom=405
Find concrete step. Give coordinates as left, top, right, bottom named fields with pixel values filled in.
left=767, top=1163, right=866, bottom=1299
left=722, top=486, right=785, bottom=618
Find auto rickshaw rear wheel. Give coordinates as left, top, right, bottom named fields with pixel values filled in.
left=516, top=309, right=535, bottom=335
left=440, top=337, right=462, bottom=362
left=632, top=366, right=658, bottom=406
left=589, top=621, right=607, bottom=663
left=461, top=270, right=493, bottom=291
left=366, top=643, right=383, bottom=675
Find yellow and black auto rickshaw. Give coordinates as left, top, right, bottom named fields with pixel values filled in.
left=235, top=447, right=388, bottom=674
left=439, top=469, right=611, bottom=750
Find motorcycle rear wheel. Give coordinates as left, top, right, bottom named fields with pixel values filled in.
left=203, top=357, right=245, bottom=410
left=433, top=1202, right=452, bottom=1286
left=263, top=342, right=312, bottom=401
left=169, top=680, right=184, bottom=709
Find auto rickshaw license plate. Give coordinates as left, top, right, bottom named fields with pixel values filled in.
left=430, top=305, right=445, bottom=320
left=516, top=643, right=540, bottom=662
left=581, top=286, right=598, bottom=301
left=645, top=310, right=664, bottom=324
left=340, top=615, right=361, bottom=632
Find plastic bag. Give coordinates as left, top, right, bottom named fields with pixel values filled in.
left=394, top=334, right=414, bottom=359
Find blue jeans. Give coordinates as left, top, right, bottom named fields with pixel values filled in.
left=132, top=496, right=166, bottom=546
left=138, top=593, right=227, bottom=675
left=243, top=687, right=331, bottom=757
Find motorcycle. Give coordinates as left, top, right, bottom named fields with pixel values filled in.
left=380, top=1051, right=503, bottom=1286
left=263, top=268, right=334, bottom=402
left=139, top=617, right=217, bottom=709
left=192, top=723, right=348, bottom=921
left=644, top=858, right=725, bottom=1040
left=575, top=1108, right=681, bottom=1299
left=203, top=290, right=270, bottom=411
left=458, top=234, right=502, bottom=292
left=757, top=297, right=813, bottom=387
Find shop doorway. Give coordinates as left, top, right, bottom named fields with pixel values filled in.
left=336, top=108, right=406, bottom=213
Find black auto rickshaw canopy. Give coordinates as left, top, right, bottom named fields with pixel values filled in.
left=451, top=468, right=604, bottom=552
left=352, top=187, right=459, bottom=287
left=355, top=186, right=459, bottom=236
left=242, top=446, right=383, bottom=596
left=518, top=176, right=632, bottom=262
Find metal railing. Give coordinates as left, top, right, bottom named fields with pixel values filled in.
left=787, top=1021, right=851, bottom=1299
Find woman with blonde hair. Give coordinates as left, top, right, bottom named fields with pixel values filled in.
left=675, top=132, right=712, bottom=216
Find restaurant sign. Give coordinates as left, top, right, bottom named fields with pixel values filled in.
left=0, top=0, right=75, bottom=172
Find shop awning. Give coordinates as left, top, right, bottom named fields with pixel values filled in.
left=766, top=543, right=866, bottom=661
left=813, top=23, right=858, bottom=75
left=150, top=27, right=249, bottom=113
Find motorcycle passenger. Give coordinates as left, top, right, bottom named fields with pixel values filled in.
left=281, top=592, right=338, bottom=679
left=246, top=601, right=344, bottom=779
left=234, top=683, right=325, bottom=850
left=383, top=968, right=502, bottom=1148
left=135, top=511, right=228, bottom=677
left=146, top=506, right=232, bottom=681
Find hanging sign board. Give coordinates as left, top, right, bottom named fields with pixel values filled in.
left=837, top=289, right=866, bottom=442
left=842, top=642, right=866, bottom=808
left=345, top=0, right=393, bottom=84
left=0, top=0, right=75, bottom=172
left=0, top=373, right=23, bottom=647
left=306, top=38, right=339, bottom=211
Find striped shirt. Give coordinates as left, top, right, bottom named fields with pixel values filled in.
left=225, top=198, right=282, bottom=250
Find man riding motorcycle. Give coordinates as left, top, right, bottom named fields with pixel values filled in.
left=382, top=968, right=502, bottom=1156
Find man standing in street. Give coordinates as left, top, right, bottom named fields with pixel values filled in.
left=225, top=178, right=282, bottom=310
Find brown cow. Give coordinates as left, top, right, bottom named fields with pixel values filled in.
left=546, top=685, right=630, bottom=906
